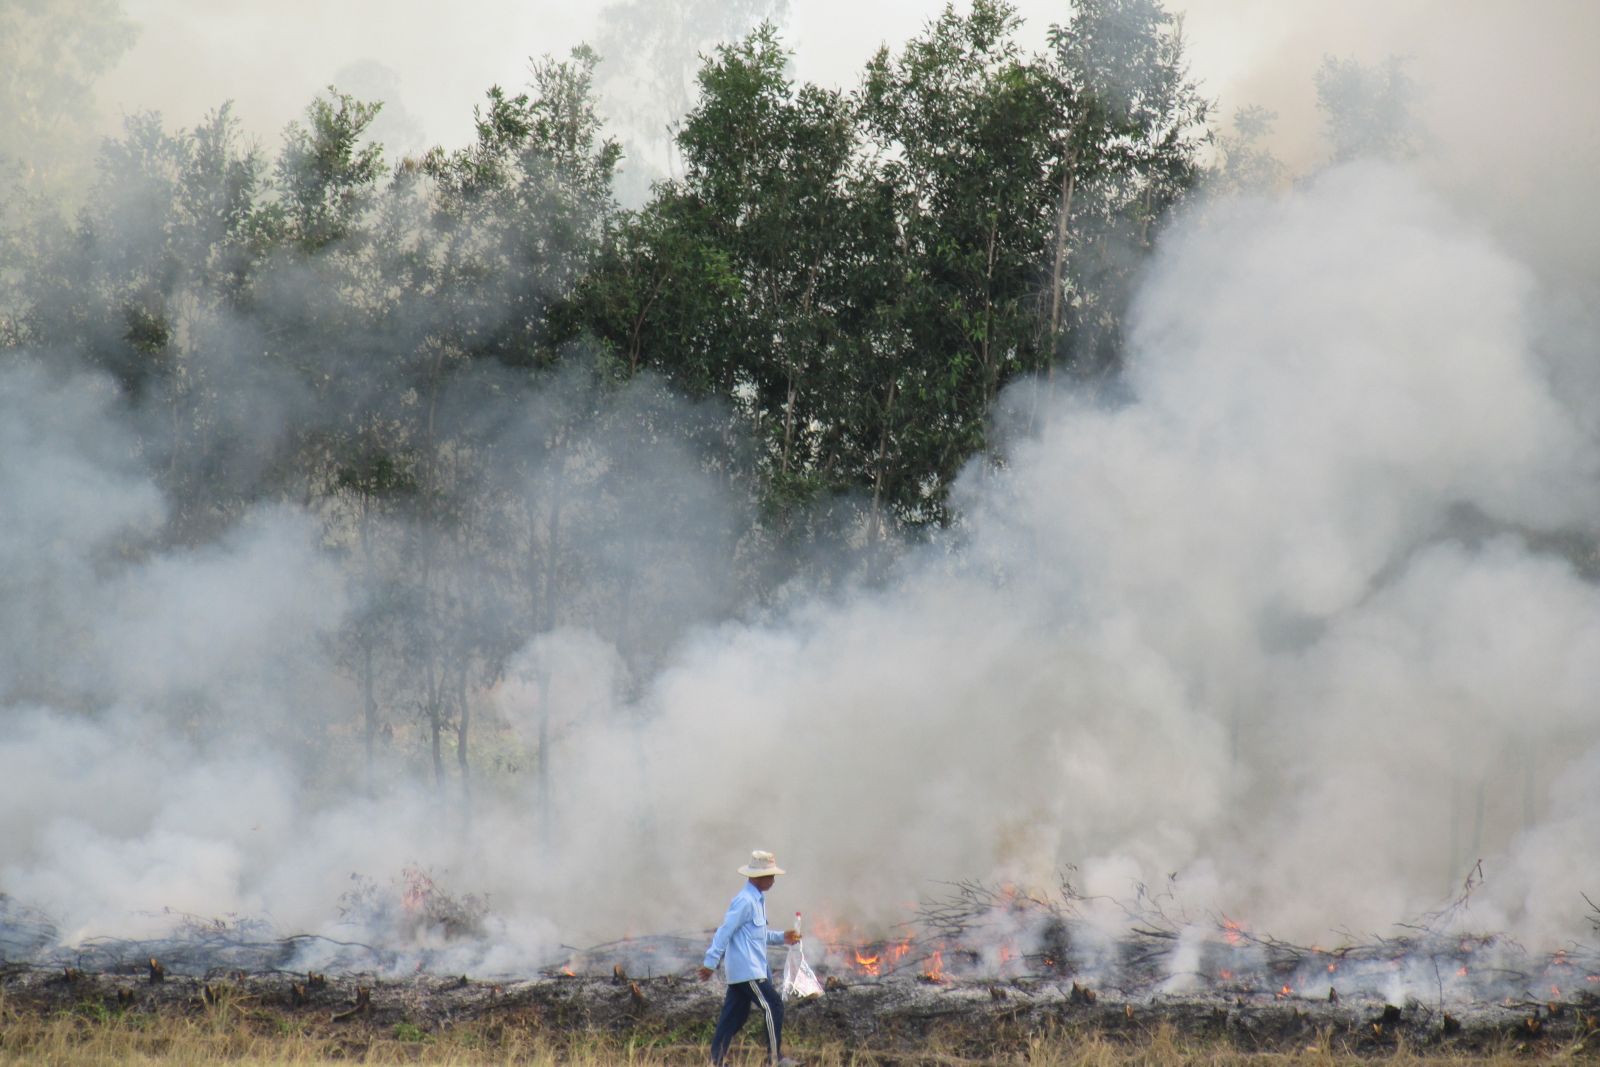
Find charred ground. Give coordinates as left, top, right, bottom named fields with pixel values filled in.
left=4, top=960, right=1599, bottom=1060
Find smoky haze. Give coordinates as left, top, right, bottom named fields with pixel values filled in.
left=2, top=0, right=1599, bottom=984
left=86, top=2, right=1600, bottom=284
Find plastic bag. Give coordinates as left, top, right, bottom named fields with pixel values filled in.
left=781, top=911, right=824, bottom=1000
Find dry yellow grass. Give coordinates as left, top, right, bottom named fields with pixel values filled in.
left=0, top=997, right=1579, bottom=1067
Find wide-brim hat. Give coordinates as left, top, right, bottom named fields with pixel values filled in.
left=737, top=850, right=786, bottom=877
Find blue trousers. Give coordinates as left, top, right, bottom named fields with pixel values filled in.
left=710, top=977, right=783, bottom=1065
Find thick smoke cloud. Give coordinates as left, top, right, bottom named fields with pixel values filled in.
left=598, top=163, right=1600, bottom=945
left=4, top=159, right=1596, bottom=971
left=6, top=2, right=1600, bottom=980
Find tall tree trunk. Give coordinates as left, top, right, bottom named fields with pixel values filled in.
left=362, top=635, right=377, bottom=789
left=532, top=465, right=565, bottom=844
left=358, top=492, right=378, bottom=793
left=1047, top=147, right=1079, bottom=375
left=421, top=349, right=447, bottom=793
left=979, top=216, right=1000, bottom=430
left=455, top=664, right=471, bottom=805
left=536, top=669, right=553, bottom=843
left=867, top=378, right=897, bottom=546
left=779, top=265, right=819, bottom=478
left=629, top=274, right=665, bottom=377
left=425, top=650, right=444, bottom=790
left=781, top=374, right=797, bottom=475
left=1138, top=181, right=1155, bottom=248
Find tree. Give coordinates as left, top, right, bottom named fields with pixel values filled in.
left=1043, top=0, right=1209, bottom=377
left=273, top=89, right=386, bottom=255
left=676, top=26, right=859, bottom=492
left=592, top=0, right=788, bottom=184
left=859, top=0, right=1060, bottom=518
left=1315, top=55, right=1420, bottom=164
left=344, top=51, right=626, bottom=803
left=426, top=47, right=621, bottom=369
left=0, top=0, right=137, bottom=187
left=580, top=1, right=1208, bottom=534
left=5, top=105, right=276, bottom=540
left=578, top=24, right=874, bottom=524
left=858, top=0, right=1206, bottom=516
left=1210, top=104, right=1287, bottom=195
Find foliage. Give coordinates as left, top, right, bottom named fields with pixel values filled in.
left=0, top=0, right=1213, bottom=804
left=393, top=1020, right=431, bottom=1042
left=1315, top=54, right=1420, bottom=164
left=274, top=90, right=386, bottom=254
left=592, top=0, right=788, bottom=174
left=1211, top=104, right=1287, bottom=195
left=579, top=0, right=1208, bottom=527
left=0, top=0, right=137, bottom=187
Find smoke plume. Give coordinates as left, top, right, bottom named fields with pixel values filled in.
left=8, top=158, right=1597, bottom=973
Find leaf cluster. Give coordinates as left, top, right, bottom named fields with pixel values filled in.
left=0, top=0, right=1209, bottom=800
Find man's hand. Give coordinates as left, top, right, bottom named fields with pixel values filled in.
left=697, top=966, right=714, bottom=982
left=784, top=929, right=802, bottom=945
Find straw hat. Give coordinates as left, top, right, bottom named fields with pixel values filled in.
left=737, top=850, right=786, bottom=877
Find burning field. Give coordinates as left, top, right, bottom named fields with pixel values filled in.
left=5, top=17, right=1600, bottom=1060
left=6, top=875, right=1600, bottom=1061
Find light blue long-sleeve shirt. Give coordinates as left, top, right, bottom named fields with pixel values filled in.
left=703, top=881, right=786, bottom=983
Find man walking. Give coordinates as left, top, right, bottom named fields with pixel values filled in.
left=698, top=850, right=802, bottom=1067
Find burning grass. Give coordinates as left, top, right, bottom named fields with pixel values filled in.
left=7, top=874, right=1600, bottom=1064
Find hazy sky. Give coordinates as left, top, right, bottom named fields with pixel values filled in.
left=97, top=1, right=1589, bottom=157
left=94, top=1, right=1600, bottom=289
left=98, top=1, right=1280, bottom=149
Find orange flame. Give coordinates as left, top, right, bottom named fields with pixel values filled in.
left=1218, top=969, right=1233, bottom=981
left=924, top=950, right=945, bottom=982
left=1457, top=967, right=1469, bottom=977
left=853, top=948, right=880, bottom=978
left=400, top=866, right=432, bottom=914
left=1222, top=918, right=1244, bottom=945
left=1277, top=984, right=1294, bottom=998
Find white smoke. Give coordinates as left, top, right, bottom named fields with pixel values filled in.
left=3, top=158, right=1597, bottom=974
left=545, top=161, right=1600, bottom=945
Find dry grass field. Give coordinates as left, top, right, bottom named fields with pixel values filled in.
left=0, top=997, right=1588, bottom=1067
